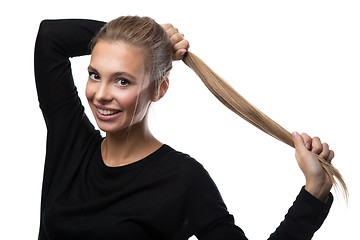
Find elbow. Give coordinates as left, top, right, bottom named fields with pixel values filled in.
left=36, top=20, right=56, bottom=43
left=34, top=20, right=60, bottom=63
left=34, top=20, right=58, bottom=81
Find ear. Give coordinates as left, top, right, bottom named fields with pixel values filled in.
left=152, top=77, right=169, bottom=102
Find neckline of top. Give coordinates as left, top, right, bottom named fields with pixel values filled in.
left=96, top=138, right=171, bottom=173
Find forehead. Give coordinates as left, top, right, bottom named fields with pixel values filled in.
left=90, top=40, right=147, bottom=79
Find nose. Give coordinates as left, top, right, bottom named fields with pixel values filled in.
left=95, top=82, right=113, bottom=103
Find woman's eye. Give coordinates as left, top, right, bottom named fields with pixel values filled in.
left=89, top=72, right=100, bottom=80
left=116, top=79, right=130, bottom=87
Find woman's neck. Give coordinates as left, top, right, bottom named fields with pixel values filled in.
left=101, top=120, right=162, bottom=167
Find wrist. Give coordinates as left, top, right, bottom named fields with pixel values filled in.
left=305, top=182, right=330, bottom=202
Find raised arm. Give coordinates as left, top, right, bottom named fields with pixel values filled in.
left=34, top=19, right=105, bottom=114
left=191, top=133, right=333, bottom=240
left=187, top=165, right=332, bottom=240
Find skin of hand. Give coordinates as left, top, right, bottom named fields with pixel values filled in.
left=292, top=132, right=334, bottom=202
left=161, top=23, right=189, bottom=60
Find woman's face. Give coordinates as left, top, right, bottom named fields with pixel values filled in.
left=86, top=40, right=153, bottom=133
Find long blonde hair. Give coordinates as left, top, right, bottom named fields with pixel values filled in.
left=183, top=51, right=348, bottom=199
left=92, top=16, right=347, bottom=199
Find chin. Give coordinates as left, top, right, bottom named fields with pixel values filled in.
left=96, top=122, right=129, bottom=134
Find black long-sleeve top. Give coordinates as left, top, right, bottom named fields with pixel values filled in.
left=34, top=19, right=333, bottom=240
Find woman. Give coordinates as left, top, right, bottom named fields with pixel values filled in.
left=34, top=16, right=333, bottom=240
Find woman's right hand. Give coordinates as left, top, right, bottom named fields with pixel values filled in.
left=292, top=132, right=334, bottom=202
left=161, top=23, right=189, bottom=61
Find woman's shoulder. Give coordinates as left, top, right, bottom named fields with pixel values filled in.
left=158, top=144, right=210, bottom=178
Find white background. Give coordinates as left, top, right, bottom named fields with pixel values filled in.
left=1, top=0, right=359, bottom=239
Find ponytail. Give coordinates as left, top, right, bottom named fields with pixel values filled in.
left=182, top=51, right=348, bottom=199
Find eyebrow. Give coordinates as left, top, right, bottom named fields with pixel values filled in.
left=87, top=65, right=137, bottom=81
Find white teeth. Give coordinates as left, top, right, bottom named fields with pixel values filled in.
left=97, top=108, right=120, bottom=115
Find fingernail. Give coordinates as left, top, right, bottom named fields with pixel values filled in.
left=292, top=131, right=299, bottom=138
left=305, top=142, right=311, bottom=149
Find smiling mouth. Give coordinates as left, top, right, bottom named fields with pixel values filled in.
left=97, top=108, right=121, bottom=116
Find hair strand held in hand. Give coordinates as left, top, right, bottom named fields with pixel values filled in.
left=182, top=51, right=348, bottom=200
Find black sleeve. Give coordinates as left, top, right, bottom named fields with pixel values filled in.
left=187, top=163, right=333, bottom=240
left=268, top=187, right=333, bottom=240
left=34, top=19, right=105, bottom=116
left=34, top=18, right=105, bottom=200
left=34, top=20, right=105, bottom=240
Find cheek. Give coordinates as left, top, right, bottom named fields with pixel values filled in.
left=136, top=90, right=153, bottom=114
left=115, top=91, right=140, bottom=109
left=85, top=81, right=95, bottom=101
left=116, top=89, right=151, bottom=114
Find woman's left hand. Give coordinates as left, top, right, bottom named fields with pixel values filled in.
left=161, top=23, right=189, bottom=61
left=292, top=132, right=334, bottom=202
